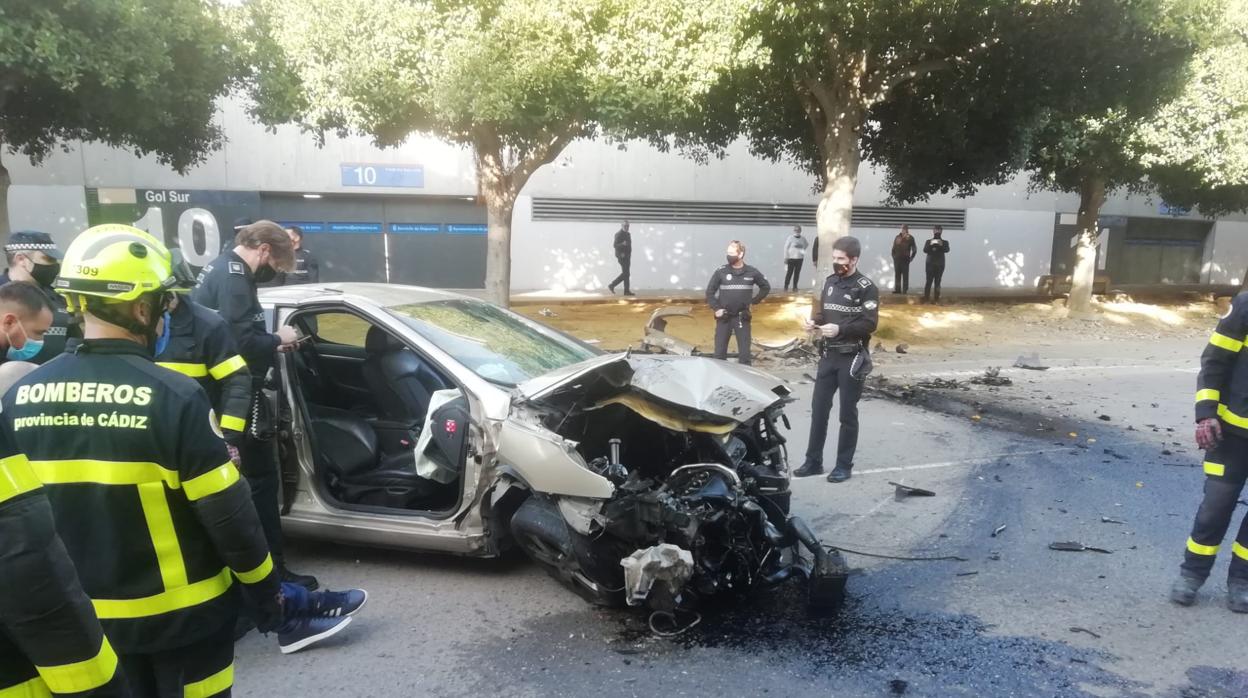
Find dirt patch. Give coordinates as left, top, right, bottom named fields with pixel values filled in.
left=513, top=296, right=1217, bottom=353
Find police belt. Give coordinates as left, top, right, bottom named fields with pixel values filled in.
left=819, top=340, right=862, bottom=356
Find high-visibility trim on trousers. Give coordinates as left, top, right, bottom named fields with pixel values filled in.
left=1188, top=537, right=1220, bottom=556
left=1234, top=541, right=1248, bottom=562
left=184, top=663, right=234, bottom=698
left=1210, top=331, right=1244, bottom=353
left=233, top=554, right=274, bottom=584
left=1204, top=461, right=1226, bottom=477
left=92, top=568, right=233, bottom=619
left=36, top=636, right=118, bottom=694
left=0, top=678, right=51, bottom=698
left=0, top=454, right=40, bottom=504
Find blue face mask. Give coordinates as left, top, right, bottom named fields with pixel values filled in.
left=153, top=311, right=172, bottom=356
left=5, top=321, right=43, bottom=361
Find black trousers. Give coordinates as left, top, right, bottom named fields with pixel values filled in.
left=804, top=351, right=863, bottom=470
left=1181, top=431, right=1248, bottom=581
left=714, top=314, right=752, bottom=365
left=119, top=621, right=235, bottom=697
left=609, top=256, right=631, bottom=293
left=239, top=434, right=284, bottom=568
left=784, top=259, right=804, bottom=291
left=893, top=259, right=911, bottom=293
left=924, top=261, right=945, bottom=301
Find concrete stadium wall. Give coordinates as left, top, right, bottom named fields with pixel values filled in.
left=1206, top=220, right=1248, bottom=285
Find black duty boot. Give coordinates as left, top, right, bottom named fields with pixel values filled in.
left=1229, top=579, right=1248, bottom=613
left=793, top=461, right=824, bottom=478
left=281, top=567, right=320, bottom=591
left=826, top=466, right=853, bottom=483
left=1169, top=574, right=1204, bottom=606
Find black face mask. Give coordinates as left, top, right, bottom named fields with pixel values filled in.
left=726, top=255, right=740, bottom=265
left=30, top=261, right=60, bottom=288
left=833, top=262, right=850, bottom=276
left=254, top=265, right=278, bottom=284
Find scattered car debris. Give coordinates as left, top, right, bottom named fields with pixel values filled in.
left=752, top=337, right=817, bottom=362
left=891, top=481, right=936, bottom=500
left=1014, top=352, right=1050, bottom=370
left=874, top=341, right=888, bottom=353
left=991, top=524, right=1007, bottom=538
left=1049, top=541, right=1113, bottom=554
left=621, top=545, right=695, bottom=607
left=538, top=307, right=558, bottom=317
left=1069, top=626, right=1102, bottom=639
left=970, top=367, right=1012, bottom=386
left=640, top=305, right=698, bottom=356
left=889, top=679, right=909, bottom=695
left=956, top=571, right=979, bottom=577
left=1100, top=516, right=1126, bottom=525
left=1098, top=414, right=1112, bottom=421
left=896, top=343, right=910, bottom=354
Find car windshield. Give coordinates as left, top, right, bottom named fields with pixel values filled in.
left=386, top=299, right=599, bottom=386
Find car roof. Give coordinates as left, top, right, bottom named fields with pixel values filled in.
left=258, top=282, right=477, bottom=308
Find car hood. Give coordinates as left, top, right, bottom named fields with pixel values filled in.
left=516, top=353, right=790, bottom=423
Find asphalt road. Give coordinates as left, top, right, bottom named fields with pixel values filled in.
left=235, top=335, right=1248, bottom=697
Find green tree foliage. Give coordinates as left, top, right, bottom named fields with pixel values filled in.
left=244, top=0, right=754, bottom=305
left=0, top=0, right=238, bottom=238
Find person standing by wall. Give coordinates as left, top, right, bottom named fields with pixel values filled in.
left=923, top=226, right=950, bottom=303
left=608, top=221, right=634, bottom=296
left=706, top=240, right=770, bottom=365
left=277, top=226, right=320, bottom=286
left=782, top=225, right=810, bottom=292
left=891, top=225, right=917, bottom=294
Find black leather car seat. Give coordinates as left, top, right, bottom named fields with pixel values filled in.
left=362, top=326, right=444, bottom=422
left=308, top=405, right=436, bottom=508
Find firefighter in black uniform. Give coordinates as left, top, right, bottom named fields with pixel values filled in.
left=0, top=408, right=128, bottom=696
left=190, top=220, right=317, bottom=590
left=155, top=250, right=251, bottom=449
left=1171, top=293, right=1248, bottom=612
left=1, top=231, right=82, bottom=364
left=706, top=240, right=770, bottom=365
left=794, top=236, right=879, bottom=483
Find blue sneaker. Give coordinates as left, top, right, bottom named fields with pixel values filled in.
left=278, top=615, right=352, bottom=654
left=309, top=588, right=368, bottom=618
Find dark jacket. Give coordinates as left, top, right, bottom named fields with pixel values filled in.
left=892, top=234, right=917, bottom=262
left=2, top=339, right=280, bottom=653
left=707, top=264, right=770, bottom=317
left=811, top=271, right=880, bottom=344
left=924, top=237, right=950, bottom=265
left=0, top=423, right=127, bottom=696
left=156, top=298, right=252, bottom=444
left=0, top=273, right=81, bottom=365
left=191, top=250, right=279, bottom=378
left=613, top=229, right=632, bottom=260
left=261, top=249, right=320, bottom=288
left=1197, top=293, right=1248, bottom=435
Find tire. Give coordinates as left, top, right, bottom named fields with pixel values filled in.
left=509, top=497, right=624, bottom=607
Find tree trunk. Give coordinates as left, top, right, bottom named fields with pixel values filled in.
left=0, top=149, right=10, bottom=243
left=1069, top=173, right=1107, bottom=315
left=815, top=133, right=861, bottom=279
left=482, top=183, right=516, bottom=308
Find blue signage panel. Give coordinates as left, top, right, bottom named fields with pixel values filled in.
left=446, top=224, right=487, bottom=235
left=390, top=223, right=442, bottom=234
left=1159, top=201, right=1191, bottom=217
left=340, top=164, right=425, bottom=188
left=327, top=222, right=383, bottom=233
left=280, top=220, right=327, bottom=233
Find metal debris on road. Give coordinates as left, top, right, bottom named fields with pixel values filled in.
left=538, top=307, right=558, bottom=317
left=889, top=679, right=909, bottom=695
left=640, top=305, right=698, bottom=356
left=991, top=524, right=1007, bottom=538
left=1013, top=352, right=1050, bottom=370
left=956, top=571, right=979, bottom=577
left=1098, top=414, right=1111, bottom=421
left=896, top=343, right=909, bottom=354
left=890, top=482, right=937, bottom=500
left=970, top=367, right=1012, bottom=386
left=1069, top=627, right=1102, bottom=639
left=1049, top=541, right=1113, bottom=554
left=1100, top=516, right=1125, bottom=525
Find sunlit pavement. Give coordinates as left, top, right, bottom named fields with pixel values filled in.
left=235, top=334, right=1246, bottom=697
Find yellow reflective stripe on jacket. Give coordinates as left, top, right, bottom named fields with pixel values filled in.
left=31, top=460, right=181, bottom=490
left=0, top=677, right=51, bottom=698
left=36, top=636, right=117, bottom=694
left=208, top=355, right=247, bottom=380
left=1187, top=537, right=1220, bottom=556
left=183, top=463, right=240, bottom=501
left=137, top=482, right=188, bottom=590
left=156, top=362, right=209, bottom=378
left=92, top=567, right=232, bottom=619
left=219, top=414, right=247, bottom=433
left=1209, top=331, right=1244, bottom=353
left=184, top=663, right=234, bottom=698
left=0, top=454, right=40, bottom=504
left=1204, top=461, right=1226, bottom=477
left=1195, top=388, right=1221, bottom=403
left=1234, top=541, right=1248, bottom=561
left=233, top=554, right=274, bottom=584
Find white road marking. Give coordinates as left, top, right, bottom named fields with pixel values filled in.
left=855, top=448, right=1074, bottom=476
left=888, top=365, right=1189, bottom=380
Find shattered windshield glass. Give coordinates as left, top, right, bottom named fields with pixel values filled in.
left=386, top=299, right=599, bottom=386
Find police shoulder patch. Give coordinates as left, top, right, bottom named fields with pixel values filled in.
left=857, top=277, right=872, bottom=288
left=228, top=262, right=244, bottom=275
left=864, top=300, right=878, bottom=310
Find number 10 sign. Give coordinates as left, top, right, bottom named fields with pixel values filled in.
left=340, top=163, right=424, bottom=188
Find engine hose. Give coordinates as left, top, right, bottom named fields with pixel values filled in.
left=826, top=544, right=968, bottom=563
left=648, top=609, right=703, bottom=638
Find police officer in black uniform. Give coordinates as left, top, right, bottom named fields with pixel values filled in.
left=0, top=392, right=128, bottom=696
left=794, top=236, right=879, bottom=483
left=191, top=220, right=317, bottom=590
left=1, top=231, right=81, bottom=363
left=282, top=226, right=319, bottom=286
left=1172, top=292, right=1248, bottom=611
left=706, top=240, right=770, bottom=365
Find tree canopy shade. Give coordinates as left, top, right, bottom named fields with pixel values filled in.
left=243, top=0, right=755, bottom=305
left=723, top=0, right=1225, bottom=287
left=0, top=0, right=238, bottom=238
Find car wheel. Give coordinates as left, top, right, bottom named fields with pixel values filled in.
left=510, top=497, right=624, bottom=607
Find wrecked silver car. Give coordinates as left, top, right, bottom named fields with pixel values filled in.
left=261, top=284, right=845, bottom=619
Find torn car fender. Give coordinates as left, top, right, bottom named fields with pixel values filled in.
left=497, top=418, right=615, bottom=499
